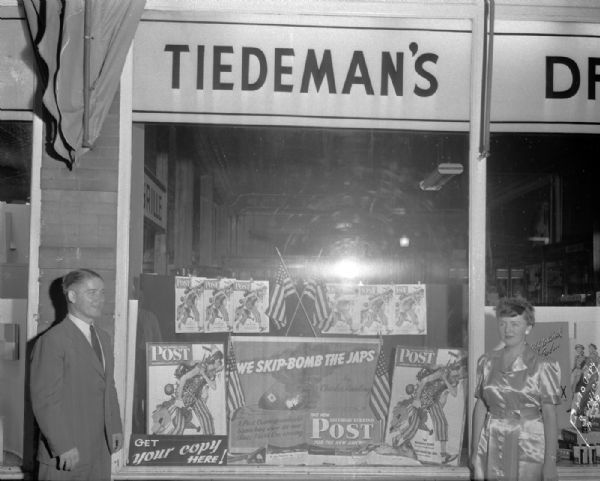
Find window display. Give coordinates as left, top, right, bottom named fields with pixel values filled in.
left=129, top=122, right=470, bottom=469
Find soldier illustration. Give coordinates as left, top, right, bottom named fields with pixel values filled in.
left=234, top=289, right=265, bottom=331
left=360, top=289, right=393, bottom=334
left=395, top=289, right=425, bottom=334
left=205, top=289, right=231, bottom=331
left=176, top=286, right=203, bottom=331
left=326, top=295, right=355, bottom=333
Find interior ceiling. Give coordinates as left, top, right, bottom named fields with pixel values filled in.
left=179, top=125, right=470, bottom=257
left=187, top=125, right=469, bottom=215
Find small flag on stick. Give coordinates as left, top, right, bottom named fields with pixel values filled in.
left=304, top=278, right=332, bottom=332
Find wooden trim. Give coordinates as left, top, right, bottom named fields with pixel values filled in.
left=467, top=0, right=486, bottom=452
left=144, top=0, right=479, bottom=18
left=113, top=44, right=134, bottom=473
left=26, top=114, right=43, bottom=341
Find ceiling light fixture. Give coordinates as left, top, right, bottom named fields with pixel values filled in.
left=419, top=162, right=464, bottom=191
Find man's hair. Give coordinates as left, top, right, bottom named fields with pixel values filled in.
left=590, top=343, right=598, bottom=350
left=62, top=269, right=103, bottom=296
left=495, top=297, right=535, bottom=326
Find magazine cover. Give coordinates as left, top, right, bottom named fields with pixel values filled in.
left=383, top=347, right=467, bottom=465
left=233, top=280, right=269, bottom=333
left=322, top=284, right=360, bottom=334
left=228, top=337, right=384, bottom=458
left=147, top=342, right=226, bottom=436
left=357, top=285, right=394, bottom=335
left=392, top=285, right=427, bottom=335
left=174, top=276, right=206, bottom=333
left=204, top=278, right=235, bottom=333
left=569, top=321, right=600, bottom=436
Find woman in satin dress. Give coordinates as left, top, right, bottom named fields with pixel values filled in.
left=471, top=297, right=561, bottom=481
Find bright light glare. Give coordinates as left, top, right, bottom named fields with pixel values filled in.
left=332, top=258, right=362, bottom=279
left=399, top=235, right=410, bottom=247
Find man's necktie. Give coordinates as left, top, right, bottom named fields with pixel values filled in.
left=89, top=324, right=104, bottom=367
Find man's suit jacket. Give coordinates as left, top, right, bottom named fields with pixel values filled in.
left=30, top=317, right=123, bottom=465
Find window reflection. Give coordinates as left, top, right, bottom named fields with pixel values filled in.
left=134, top=123, right=471, bottom=467
left=487, top=133, right=600, bottom=306
left=143, top=125, right=469, bottom=285
left=0, top=122, right=32, bottom=203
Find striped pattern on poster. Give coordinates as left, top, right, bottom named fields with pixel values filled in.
left=226, top=338, right=246, bottom=418
left=370, top=347, right=391, bottom=423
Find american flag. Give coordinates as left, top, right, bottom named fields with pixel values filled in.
left=226, top=338, right=246, bottom=419
left=265, top=265, right=295, bottom=329
left=303, top=278, right=332, bottom=332
left=369, top=347, right=391, bottom=423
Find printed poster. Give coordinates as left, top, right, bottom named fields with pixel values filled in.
left=128, top=435, right=227, bottom=466
left=147, top=343, right=226, bottom=436
left=229, top=337, right=384, bottom=457
left=484, top=313, right=571, bottom=430
left=174, top=276, right=206, bottom=333
left=569, top=320, right=600, bottom=436
left=321, top=283, right=427, bottom=335
left=383, top=347, right=467, bottom=466
left=392, top=285, right=427, bottom=335
left=356, top=285, right=394, bottom=335
left=202, top=279, right=234, bottom=333
left=232, top=280, right=269, bottom=333
left=322, top=284, right=360, bottom=334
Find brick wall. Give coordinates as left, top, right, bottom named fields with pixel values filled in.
left=36, top=94, right=120, bottom=338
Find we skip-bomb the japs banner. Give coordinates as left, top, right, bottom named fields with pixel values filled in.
left=229, top=337, right=386, bottom=460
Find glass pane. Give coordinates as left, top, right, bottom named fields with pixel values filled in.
left=486, top=133, right=599, bottom=306
left=0, top=122, right=31, bottom=203
left=130, top=124, right=470, bottom=468
left=0, top=121, right=32, bottom=468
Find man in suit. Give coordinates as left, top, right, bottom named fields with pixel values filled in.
left=31, top=269, right=123, bottom=480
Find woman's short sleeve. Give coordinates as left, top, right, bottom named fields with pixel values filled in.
left=475, top=354, right=487, bottom=400
left=540, top=358, right=561, bottom=405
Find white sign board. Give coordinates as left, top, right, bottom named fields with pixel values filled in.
left=491, top=21, right=600, bottom=132
left=133, top=15, right=473, bottom=130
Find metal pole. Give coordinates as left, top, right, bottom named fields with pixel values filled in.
left=479, top=0, right=494, bottom=159
left=83, top=0, right=92, bottom=148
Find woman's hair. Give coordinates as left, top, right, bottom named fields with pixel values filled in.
left=495, top=297, right=535, bottom=326
left=62, top=268, right=103, bottom=296
left=590, top=343, right=597, bottom=350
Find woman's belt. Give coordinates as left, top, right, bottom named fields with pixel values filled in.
left=488, top=406, right=541, bottom=420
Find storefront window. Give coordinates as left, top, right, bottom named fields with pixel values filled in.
left=129, top=124, right=470, bottom=469
left=0, top=122, right=31, bottom=204
left=126, top=7, right=475, bottom=473
left=485, top=133, right=600, bottom=451
left=0, top=121, right=32, bottom=468
left=486, top=133, right=600, bottom=307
